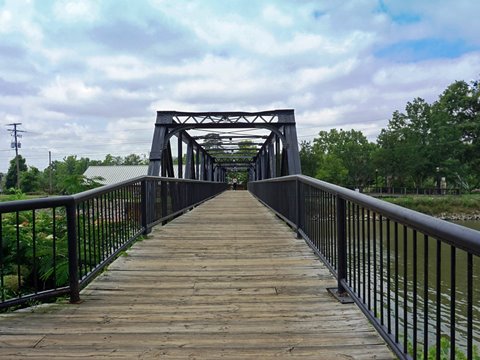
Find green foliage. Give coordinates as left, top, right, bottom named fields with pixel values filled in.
left=0, top=209, right=70, bottom=300
left=5, top=155, right=27, bottom=189
left=299, top=141, right=317, bottom=177
left=301, top=79, right=480, bottom=190
left=20, top=166, right=41, bottom=193
left=405, top=336, right=479, bottom=360
left=304, top=128, right=376, bottom=187
left=382, top=194, right=480, bottom=216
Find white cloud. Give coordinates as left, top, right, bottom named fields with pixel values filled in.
left=0, top=9, right=13, bottom=32
left=372, top=53, right=480, bottom=87
left=88, top=56, right=156, bottom=80
left=262, top=4, right=293, bottom=27
left=53, top=0, right=99, bottom=22
left=295, top=59, right=359, bottom=89
left=40, top=77, right=102, bottom=103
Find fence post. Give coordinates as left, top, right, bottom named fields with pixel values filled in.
left=66, top=199, right=80, bottom=303
left=336, top=196, right=347, bottom=295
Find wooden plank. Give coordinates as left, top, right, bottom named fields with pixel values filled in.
left=0, top=191, right=394, bottom=359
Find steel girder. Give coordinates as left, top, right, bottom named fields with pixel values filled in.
left=147, top=110, right=301, bottom=181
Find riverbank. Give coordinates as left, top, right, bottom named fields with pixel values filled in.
left=380, top=194, right=480, bottom=220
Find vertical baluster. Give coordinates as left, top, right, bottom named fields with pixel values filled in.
left=380, top=214, right=384, bottom=326
left=76, top=204, right=82, bottom=279
left=82, top=202, right=88, bottom=276
left=348, top=202, right=352, bottom=288
left=362, top=207, right=366, bottom=302
left=320, top=189, right=325, bottom=255
left=403, top=225, right=408, bottom=353
left=86, top=201, right=92, bottom=272
left=52, top=207, right=57, bottom=288
left=412, top=230, right=417, bottom=359
left=356, top=205, right=361, bottom=297
left=333, top=194, right=337, bottom=269
left=436, top=239, right=441, bottom=360
left=96, top=197, right=103, bottom=262
left=114, top=190, right=119, bottom=248
left=367, top=209, right=371, bottom=310
left=16, top=212, right=21, bottom=297
left=0, top=214, right=4, bottom=301
left=450, top=246, right=456, bottom=360
left=467, top=253, right=473, bottom=360
left=32, top=210, right=37, bottom=293
left=387, top=218, right=391, bottom=334
left=373, top=211, right=377, bottom=317
left=394, top=222, right=399, bottom=343
left=423, top=234, right=429, bottom=360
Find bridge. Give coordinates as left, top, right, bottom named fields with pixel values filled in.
left=1, top=110, right=479, bottom=359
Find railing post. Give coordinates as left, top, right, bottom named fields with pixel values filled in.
left=141, top=179, right=149, bottom=234
left=336, top=196, right=347, bottom=295
left=66, top=199, right=80, bottom=303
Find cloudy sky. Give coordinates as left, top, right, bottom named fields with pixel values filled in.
left=0, top=0, right=479, bottom=172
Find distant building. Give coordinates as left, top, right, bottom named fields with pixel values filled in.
left=83, top=165, right=148, bottom=186
left=83, top=165, right=185, bottom=186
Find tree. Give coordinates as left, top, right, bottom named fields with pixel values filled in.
left=5, top=155, right=27, bottom=190
left=51, top=155, right=101, bottom=194
left=299, top=141, right=317, bottom=177
left=20, top=166, right=41, bottom=193
left=431, top=80, right=480, bottom=189
left=375, top=99, right=432, bottom=187
left=123, top=153, right=148, bottom=165
left=312, top=129, right=376, bottom=187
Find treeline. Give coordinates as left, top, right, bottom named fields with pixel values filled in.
left=300, top=79, right=480, bottom=191
left=2, top=153, right=148, bottom=195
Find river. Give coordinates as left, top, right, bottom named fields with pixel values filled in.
left=359, top=219, right=480, bottom=356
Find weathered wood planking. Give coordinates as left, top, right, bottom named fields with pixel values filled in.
left=0, top=191, right=394, bottom=359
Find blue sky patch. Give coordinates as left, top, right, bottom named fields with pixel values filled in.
left=375, top=38, right=477, bottom=62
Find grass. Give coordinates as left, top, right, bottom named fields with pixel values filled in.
left=0, top=193, right=48, bottom=202
left=381, top=194, right=480, bottom=217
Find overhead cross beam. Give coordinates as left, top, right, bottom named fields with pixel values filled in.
left=147, top=109, right=301, bottom=182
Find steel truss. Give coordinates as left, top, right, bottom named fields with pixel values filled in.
left=147, top=110, right=301, bottom=182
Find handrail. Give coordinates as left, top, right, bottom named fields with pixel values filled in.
left=253, top=175, right=480, bottom=255
left=249, top=175, right=480, bottom=360
left=0, top=176, right=227, bottom=310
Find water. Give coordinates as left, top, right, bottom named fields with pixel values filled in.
left=454, top=220, right=480, bottom=232
left=345, top=218, right=480, bottom=356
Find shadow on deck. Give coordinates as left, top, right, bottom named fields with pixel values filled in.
left=0, top=191, right=393, bottom=359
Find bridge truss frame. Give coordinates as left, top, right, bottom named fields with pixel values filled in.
left=147, top=109, right=302, bottom=181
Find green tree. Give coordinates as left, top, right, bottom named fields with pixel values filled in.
left=102, top=154, right=123, bottom=165
left=5, top=155, right=27, bottom=189
left=20, top=166, right=41, bottom=193
left=313, top=129, right=376, bottom=187
left=375, top=98, right=432, bottom=187
left=51, top=155, right=100, bottom=194
left=299, top=140, right=317, bottom=177
left=431, top=80, right=480, bottom=190
left=123, top=153, right=148, bottom=165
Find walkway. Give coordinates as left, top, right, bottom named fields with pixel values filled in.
left=0, top=191, right=393, bottom=359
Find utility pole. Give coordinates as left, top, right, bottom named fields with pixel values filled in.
left=49, top=150, right=52, bottom=195
left=6, top=123, right=26, bottom=189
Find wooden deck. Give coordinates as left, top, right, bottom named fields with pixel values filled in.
left=0, top=191, right=393, bottom=359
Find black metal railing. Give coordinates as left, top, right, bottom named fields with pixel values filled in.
left=0, top=176, right=227, bottom=310
left=249, top=175, right=480, bottom=360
